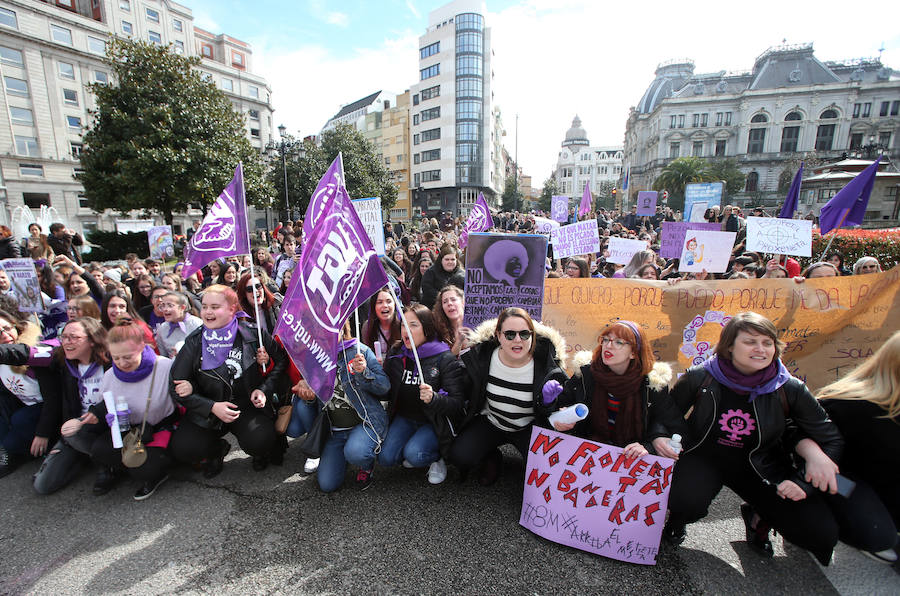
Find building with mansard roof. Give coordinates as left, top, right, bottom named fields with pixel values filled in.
left=554, top=115, right=622, bottom=200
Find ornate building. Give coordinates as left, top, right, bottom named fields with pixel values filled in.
left=554, top=116, right=622, bottom=198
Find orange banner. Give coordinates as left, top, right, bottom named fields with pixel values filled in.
left=540, top=266, right=900, bottom=391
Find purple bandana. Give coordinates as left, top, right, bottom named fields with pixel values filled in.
left=201, top=317, right=240, bottom=370
left=338, top=338, right=358, bottom=353
left=702, top=355, right=791, bottom=402
left=64, top=360, right=101, bottom=401
left=391, top=339, right=450, bottom=375
left=166, top=321, right=186, bottom=337
left=112, top=345, right=157, bottom=382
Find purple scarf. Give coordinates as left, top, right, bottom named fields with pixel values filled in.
left=112, top=345, right=157, bottom=382
left=702, top=355, right=791, bottom=402
left=338, top=338, right=358, bottom=354
left=64, top=360, right=101, bottom=401
left=166, top=321, right=186, bottom=337
left=201, top=317, right=240, bottom=370
left=391, top=339, right=450, bottom=375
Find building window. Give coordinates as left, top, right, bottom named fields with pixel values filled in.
left=88, top=36, right=106, bottom=54
left=19, top=164, right=44, bottom=177
left=51, top=24, right=73, bottom=45
left=852, top=103, right=861, bottom=118
left=248, top=86, right=259, bottom=99
left=10, top=107, right=33, bottom=126
left=677, top=115, right=684, bottom=128
left=174, top=40, right=184, bottom=54
left=420, top=42, right=439, bottom=59
left=785, top=111, right=802, bottom=121
left=0, top=46, right=23, bottom=67
left=421, top=128, right=440, bottom=142
left=15, top=136, right=39, bottom=156
left=715, top=112, right=723, bottom=126
left=94, top=70, right=108, bottom=83
left=250, top=128, right=260, bottom=138
left=891, top=101, right=900, bottom=116
left=880, top=101, right=890, bottom=117
left=4, top=76, right=28, bottom=97
left=725, top=112, right=732, bottom=126
left=248, top=109, right=259, bottom=120
left=413, top=134, right=420, bottom=145
left=862, top=103, right=871, bottom=118
left=23, top=192, right=50, bottom=207
left=745, top=172, right=759, bottom=192
left=747, top=128, right=766, bottom=153
left=414, top=173, right=420, bottom=186
left=66, top=115, right=82, bottom=130
left=413, top=153, right=420, bottom=164
left=173, top=18, right=182, bottom=32
left=815, top=124, right=835, bottom=151
left=232, top=52, right=244, bottom=68
left=121, top=20, right=132, bottom=34
left=701, top=113, right=708, bottom=127
left=781, top=126, right=799, bottom=152
left=119, top=0, right=130, bottom=10
left=221, top=78, right=233, bottom=91
left=70, top=141, right=83, bottom=157
left=420, top=64, right=440, bottom=80
left=692, top=114, right=699, bottom=127
left=413, top=114, right=419, bottom=125
left=715, top=140, right=727, bottom=156
left=820, top=109, right=838, bottom=120
left=78, top=194, right=90, bottom=209
left=751, top=114, right=768, bottom=123
left=421, top=107, right=440, bottom=121
left=669, top=142, right=680, bottom=158
left=412, top=94, right=419, bottom=106
left=670, top=115, right=677, bottom=129
left=0, top=7, right=17, bottom=29
left=879, top=131, right=892, bottom=148
left=146, top=7, right=159, bottom=23
left=56, top=63, right=77, bottom=84
left=692, top=141, right=703, bottom=157
left=63, top=88, right=78, bottom=105
left=201, top=43, right=213, bottom=58
left=849, top=132, right=863, bottom=150
left=421, top=169, right=441, bottom=182
left=421, top=85, right=440, bottom=100
left=421, top=149, right=440, bottom=161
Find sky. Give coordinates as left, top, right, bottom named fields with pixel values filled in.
left=186, top=0, right=900, bottom=183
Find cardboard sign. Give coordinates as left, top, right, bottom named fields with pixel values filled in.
left=659, top=222, right=722, bottom=259
left=745, top=216, right=813, bottom=257
left=0, top=258, right=43, bottom=312
left=606, top=237, right=648, bottom=265
left=550, top=220, right=601, bottom=259
left=684, top=182, right=723, bottom=223
left=678, top=231, right=736, bottom=273
left=551, top=195, right=569, bottom=223
left=636, top=191, right=658, bottom=216
left=521, top=427, right=673, bottom=565
left=533, top=217, right=561, bottom=236
left=147, top=225, right=174, bottom=260
left=351, top=197, right=386, bottom=257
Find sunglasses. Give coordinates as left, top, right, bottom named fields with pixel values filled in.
left=245, top=284, right=262, bottom=293
left=502, top=330, right=532, bottom=341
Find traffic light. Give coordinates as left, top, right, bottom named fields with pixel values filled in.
left=611, top=188, right=617, bottom=197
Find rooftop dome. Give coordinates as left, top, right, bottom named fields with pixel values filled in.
left=636, top=59, right=695, bottom=114
left=563, top=115, right=590, bottom=147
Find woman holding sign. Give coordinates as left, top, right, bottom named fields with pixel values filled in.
left=653, top=312, right=843, bottom=565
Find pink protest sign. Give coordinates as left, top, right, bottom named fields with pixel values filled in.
left=520, top=426, right=674, bottom=565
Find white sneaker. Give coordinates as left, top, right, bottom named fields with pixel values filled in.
left=303, top=457, right=320, bottom=474
left=427, top=458, right=447, bottom=484
left=862, top=548, right=898, bottom=564
left=402, top=459, right=415, bottom=469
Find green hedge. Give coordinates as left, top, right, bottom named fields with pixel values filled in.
left=799, top=230, right=900, bottom=270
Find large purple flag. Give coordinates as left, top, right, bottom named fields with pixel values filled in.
left=578, top=183, right=592, bottom=218
left=182, top=164, right=249, bottom=279
left=276, top=166, right=388, bottom=402
left=818, top=157, right=880, bottom=235
left=459, top=192, right=492, bottom=249
left=302, top=154, right=344, bottom=242
left=778, top=164, right=803, bottom=219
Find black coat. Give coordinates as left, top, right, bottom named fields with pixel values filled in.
left=0, top=236, right=21, bottom=259
left=420, top=263, right=465, bottom=309
left=36, top=355, right=110, bottom=439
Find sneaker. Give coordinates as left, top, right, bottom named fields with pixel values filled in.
left=303, top=457, right=320, bottom=474
left=134, top=474, right=169, bottom=501
left=355, top=469, right=373, bottom=490
left=203, top=439, right=232, bottom=479
left=92, top=466, right=120, bottom=496
left=0, top=446, right=21, bottom=479
left=402, top=459, right=415, bottom=469
left=427, top=459, right=447, bottom=485
left=861, top=548, right=898, bottom=564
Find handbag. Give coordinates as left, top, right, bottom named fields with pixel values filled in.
left=298, top=410, right=331, bottom=459
left=121, top=362, right=158, bottom=468
left=274, top=403, right=293, bottom=435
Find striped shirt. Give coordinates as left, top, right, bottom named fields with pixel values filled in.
left=607, top=394, right=620, bottom=428
left=482, top=348, right=535, bottom=432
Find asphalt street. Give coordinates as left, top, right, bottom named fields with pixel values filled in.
left=1, top=440, right=897, bottom=595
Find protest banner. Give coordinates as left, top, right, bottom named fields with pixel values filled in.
left=678, top=230, right=736, bottom=273
left=147, top=225, right=174, bottom=260
left=351, top=197, right=386, bottom=256
left=1, top=258, right=43, bottom=312
left=533, top=217, right=561, bottom=236
left=636, top=191, right=658, bottom=216
left=551, top=196, right=569, bottom=223
left=539, top=267, right=900, bottom=392
left=745, top=216, right=812, bottom=257
left=607, top=237, right=648, bottom=265
left=520, top=426, right=673, bottom=565
left=684, top=182, right=723, bottom=223
left=659, top=222, right=721, bottom=258
left=463, top=233, right=547, bottom=329
left=550, top=220, right=600, bottom=259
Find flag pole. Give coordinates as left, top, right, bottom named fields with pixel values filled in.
left=354, top=309, right=361, bottom=356
left=238, top=161, right=265, bottom=348
left=817, top=207, right=851, bottom=262
left=385, top=283, right=422, bottom=376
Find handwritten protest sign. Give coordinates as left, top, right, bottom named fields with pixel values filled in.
left=1, top=258, right=43, bottom=312
left=520, top=427, right=673, bottom=565
left=607, top=237, right=647, bottom=265
left=684, top=182, right=723, bottom=223
left=678, top=230, right=735, bottom=273
left=636, top=191, right=658, bottom=216
left=550, top=220, right=600, bottom=259
left=147, top=225, right=174, bottom=260
left=551, top=196, right=569, bottom=223
left=688, top=202, right=708, bottom=223
left=540, top=267, right=900, bottom=391
left=463, top=233, right=547, bottom=329
left=745, top=216, right=812, bottom=257
left=533, top=217, right=560, bottom=236
left=659, top=222, right=721, bottom=258
left=351, top=197, right=385, bottom=256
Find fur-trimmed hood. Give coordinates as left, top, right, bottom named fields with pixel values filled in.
left=468, top=317, right=567, bottom=370
left=569, top=350, right=673, bottom=392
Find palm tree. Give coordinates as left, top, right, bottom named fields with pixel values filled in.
left=653, top=157, right=712, bottom=211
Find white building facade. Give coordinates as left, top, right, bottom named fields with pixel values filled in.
left=554, top=116, right=622, bottom=198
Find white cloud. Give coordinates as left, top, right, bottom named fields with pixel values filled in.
left=405, top=0, right=420, bottom=18
left=191, top=7, right=220, bottom=32
left=325, top=12, right=349, bottom=27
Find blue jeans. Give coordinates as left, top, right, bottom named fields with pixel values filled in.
left=286, top=397, right=319, bottom=438
left=317, top=424, right=380, bottom=493
left=0, top=401, right=42, bottom=455
left=378, top=416, right=439, bottom=468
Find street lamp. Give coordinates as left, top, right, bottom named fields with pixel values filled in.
left=861, top=134, right=884, bottom=160
left=265, top=124, right=299, bottom=222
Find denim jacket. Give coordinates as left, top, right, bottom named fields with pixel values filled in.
left=335, top=343, right=389, bottom=446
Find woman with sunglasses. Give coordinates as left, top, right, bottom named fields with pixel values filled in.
left=447, top=308, right=568, bottom=485
left=236, top=273, right=280, bottom=336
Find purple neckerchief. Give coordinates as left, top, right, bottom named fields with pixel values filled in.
left=201, top=317, right=240, bottom=370
left=390, top=340, right=450, bottom=374
left=702, top=355, right=791, bottom=402
left=166, top=320, right=186, bottom=337
left=64, top=360, right=101, bottom=401
left=338, top=338, right=358, bottom=354
left=112, top=345, right=156, bottom=382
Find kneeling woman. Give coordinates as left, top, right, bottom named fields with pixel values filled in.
left=379, top=304, right=465, bottom=484
left=551, top=321, right=672, bottom=459
left=168, top=285, right=287, bottom=477
left=447, top=308, right=567, bottom=485
left=653, top=312, right=843, bottom=565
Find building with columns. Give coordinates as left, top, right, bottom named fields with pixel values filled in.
left=554, top=115, right=622, bottom=198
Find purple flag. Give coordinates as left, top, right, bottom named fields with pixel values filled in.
left=622, top=166, right=629, bottom=190
left=182, top=164, right=249, bottom=279
left=578, top=184, right=592, bottom=218
left=302, top=154, right=345, bottom=242
left=818, top=157, right=880, bottom=235
left=778, top=163, right=803, bottom=219
left=459, top=192, right=492, bottom=249
left=276, top=165, right=388, bottom=402
left=551, top=196, right=568, bottom=223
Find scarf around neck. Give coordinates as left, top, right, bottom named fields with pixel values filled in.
left=64, top=360, right=101, bottom=401
left=201, top=316, right=240, bottom=370
left=702, top=355, right=791, bottom=402
left=112, top=345, right=157, bottom=382
left=589, top=358, right=645, bottom=447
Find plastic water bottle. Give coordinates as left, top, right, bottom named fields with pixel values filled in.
left=115, top=395, right=130, bottom=433
left=668, top=434, right=682, bottom=455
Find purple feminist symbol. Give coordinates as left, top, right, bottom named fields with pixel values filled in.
left=193, top=196, right=237, bottom=253
left=719, top=409, right=756, bottom=442
left=483, top=240, right=529, bottom=286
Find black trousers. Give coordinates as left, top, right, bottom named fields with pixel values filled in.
left=668, top=452, right=839, bottom=562
left=826, top=474, right=898, bottom=552
left=89, top=433, right=171, bottom=482
left=169, top=412, right=276, bottom=464
left=446, top=414, right=533, bottom=471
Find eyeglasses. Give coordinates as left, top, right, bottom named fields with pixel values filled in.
left=502, top=330, right=532, bottom=341
left=60, top=334, right=87, bottom=343
left=0, top=324, right=16, bottom=336
left=600, top=337, right=630, bottom=349
left=245, top=284, right=262, bottom=293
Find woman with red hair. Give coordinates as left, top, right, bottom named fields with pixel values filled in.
left=236, top=272, right=280, bottom=336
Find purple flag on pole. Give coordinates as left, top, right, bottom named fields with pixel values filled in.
left=182, top=164, right=249, bottom=279
left=818, top=157, right=880, bottom=235
left=578, top=183, right=592, bottom=218
left=459, top=192, right=492, bottom=249
left=276, top=165, right=388, bottom=402
left=302, top=154, right=345, bottom=242
left=778, top=163, right=803, bottom=219
left=622, top=166, right=629, bottom=191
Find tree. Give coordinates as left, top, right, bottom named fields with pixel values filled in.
left=705, top=158, right=747, bottom=198
left=537, top=176, right=559, bottom=212
left=272, top=124, right=397, bottom=220
left=594, top=180, right=616, bottom=210
left=80, top=39, right=272, bottom=225
left=500, top=174, right=523, bottom=212
left=652, top=157, right=713, bottom=212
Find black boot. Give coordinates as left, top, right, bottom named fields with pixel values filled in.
left=662, top=516, right=687, bottom=546
left=203, top=439, right=231, bottom=479
left=92, top=466, right=120, bottom=496
left=269, top=435, right=288, bottom=466
left=740, top=503, right=774, bottom=557
left=0, top=446, right=23, bottom=479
